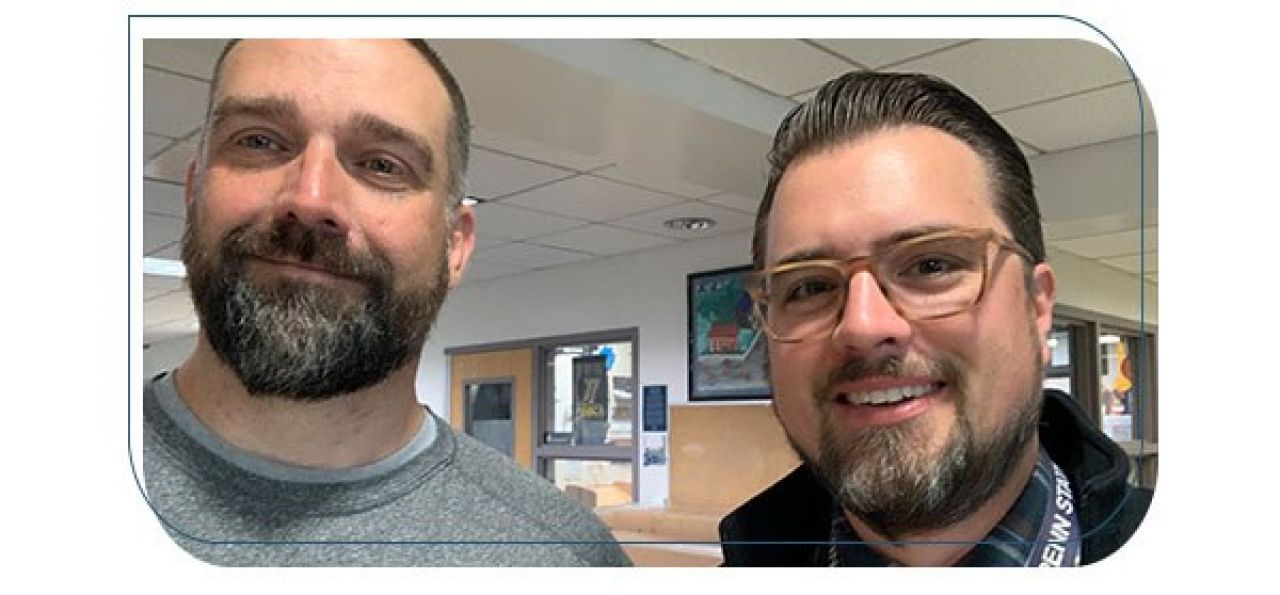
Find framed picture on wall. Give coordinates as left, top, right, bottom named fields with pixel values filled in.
left=687, top=265, right=772, bottom=401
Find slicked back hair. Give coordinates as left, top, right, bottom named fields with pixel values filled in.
left=199, top=39, right=470, bottom=207
left=752, top=72, right=1043, bottom=272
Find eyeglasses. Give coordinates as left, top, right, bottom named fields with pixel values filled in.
left=748, top=228, right=1033, bottom=343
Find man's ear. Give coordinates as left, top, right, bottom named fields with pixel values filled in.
left=1030, top=263, right=1057, bottom=366
left=184, top=159, right=198, bottom=208
left=446, top=204, right=475, bottom=289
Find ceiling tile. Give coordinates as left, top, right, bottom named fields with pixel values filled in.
left=145, top=136, right=198, bottom=184
left=893, top=39, right=1132, bottom=113
left=144, top=291, right=195, bottom=325
left=149, top=242, right=182, bottom=260
left=610, top=200, right=757, bottom=240
left=144, top=39, right=228, bottom=80
left=144, top=68, right=209, bottom=138
left=500, top=175, right=682, bottom=223
left=472, top=201, right=586, bottom=241
left=144, top=134, right=174, bottom=160
left=145, top=214, right=184, bottom=254
left=144, top=319, right=199, bottom=344
left=1050, top=227, right=1157, bottom=259
left=1102, top=251, right=1158, bottom=274
left=534, top=225, right=675, bottom=256
left=1044, top=215, right=1148, bottom=242
left=472, top=242, right=592, bottom=269
left=654, top=39, right=853, bottom=97
left=471, top=233, right=512, bottom=251
left=467, top=147, right=575, bottom=200
left=592, top=164, right=721, bottom=200
left=143, top=274, right=184, bottom=300
left=811, top=39, right=967, bottom=70
left=996, top=83, right=1157, bottom=152
left=789, top=88, right=817, bottom=103
left=143, top=179, right=186, bottom=219
left=1017, top=140, right=1044, bottom=158
left=701, top=192, right=762, bottom=214
left=470, top=127, right=611, bottom=172
left=459, top=258, right=532, bottom=284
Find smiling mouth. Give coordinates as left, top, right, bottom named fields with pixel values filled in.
left=250, top=256, right=362, bottom=284
left=835, top=382, right=946, bottom=407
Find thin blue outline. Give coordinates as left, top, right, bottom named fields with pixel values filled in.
left=127, top=12, right=1153, bottom=560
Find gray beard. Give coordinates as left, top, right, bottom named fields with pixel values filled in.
left=809, top=385, right=1043, bottom=540
left=203, top=270, right=445, bottom=400
left=184, top=217, right=450, bottom=401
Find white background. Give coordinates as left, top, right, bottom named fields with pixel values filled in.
left=2, top=0, right=1263, bottom=592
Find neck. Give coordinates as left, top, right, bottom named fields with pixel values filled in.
left=173, top=334, right=426, bottom=470
left=844, top=440, right=1041, bottom=567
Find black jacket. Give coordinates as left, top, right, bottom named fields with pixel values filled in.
left=718, top=390, right=1153, bottom=566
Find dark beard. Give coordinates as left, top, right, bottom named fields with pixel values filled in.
left=182, top=215, right=450, bottom=400
left=802, top=353, right=1043, bottom=540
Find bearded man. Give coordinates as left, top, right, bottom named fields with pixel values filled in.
left=718, top=72, right=1152, bottom=567
left=142, top=38, right=628, bottom=567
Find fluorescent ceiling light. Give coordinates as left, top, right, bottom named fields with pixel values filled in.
left=144, top=257, right=186, bottom=278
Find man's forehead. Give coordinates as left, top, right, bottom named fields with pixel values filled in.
left=768, top=126, right=1005, bottom=257
left=215, top=39, right=450, bottom=135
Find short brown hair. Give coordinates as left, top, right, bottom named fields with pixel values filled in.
left=753, top=72, right=1043, bottom=271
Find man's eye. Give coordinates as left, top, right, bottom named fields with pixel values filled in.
left=909, top=257, right=959, bottom=276
left=896, top=254, right=976, bottom=284
left=234, top=133, right=282, bottom=151
left=781, top=276, right=839, bottom=303
left=359, top=156, right=403, bottom=176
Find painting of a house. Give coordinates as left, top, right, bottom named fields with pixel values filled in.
left=708, top=322, right=740, bottom=353
left=687, top=266, right=771, bottom=400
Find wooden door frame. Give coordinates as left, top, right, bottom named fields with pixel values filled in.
left=445, top=328, right=640, bottom=502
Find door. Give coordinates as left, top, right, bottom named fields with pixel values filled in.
left=449, top=348, right=534, bottom=469
left=534, top=334, right=637, bottom=508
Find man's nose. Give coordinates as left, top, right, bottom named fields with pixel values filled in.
left=828, top=271, right=913, bottom=355
left=275, top=140, right=350, bottom=236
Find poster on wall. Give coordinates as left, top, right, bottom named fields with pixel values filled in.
left=572, top=355, right=608, bottom=445
left=642, top=385, right=668, bottom=432
left=643, top=435, right=668, bottom=466
left=687, top=265, right=772, bottom=401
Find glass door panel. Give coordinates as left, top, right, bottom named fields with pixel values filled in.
left=545, top=458, right=634, bottom=509
left=543, top=341, right=634, bottom=447
left=1099, top=331, right=1139, bottom=442
left=534, top=333, right=637, bottom=505
left=464, top=380, right=514, bottom=457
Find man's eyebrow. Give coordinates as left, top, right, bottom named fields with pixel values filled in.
left=772, top=224, right=971, bottom=267
left=877, top=224, right=968, bottom=248
left=209, top=96, right=301, bottom=128
left=347, top=112, right=437, bottom=178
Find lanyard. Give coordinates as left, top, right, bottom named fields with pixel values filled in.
left=1028, top=456, right=1081, bottom=567
left=827, top=452, right=1082, bottom=567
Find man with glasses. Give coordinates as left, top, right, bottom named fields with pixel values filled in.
left=718, top=72, right=1151, bottom=566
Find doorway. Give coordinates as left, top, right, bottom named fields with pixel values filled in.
left=445, top=329, right=638, bottom=507
left=449, top=348, right=534, bottom=469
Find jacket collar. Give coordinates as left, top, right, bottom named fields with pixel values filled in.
left=718, top=390, right=1135, bottom=566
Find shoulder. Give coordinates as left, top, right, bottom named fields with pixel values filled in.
left=435, top=420, right=630, bottom=566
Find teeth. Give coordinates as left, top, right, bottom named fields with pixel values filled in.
left=846, top=383, right=936, bottom=406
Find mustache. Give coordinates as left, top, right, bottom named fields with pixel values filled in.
left=221, top=219, right=392, bottom=283
left=817, top=355, right=957, bottom=400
